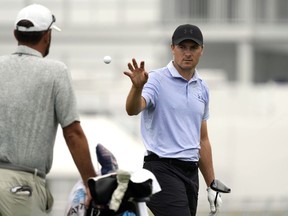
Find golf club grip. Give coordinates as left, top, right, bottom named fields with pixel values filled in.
left=214, top=192, right=219, bottom=206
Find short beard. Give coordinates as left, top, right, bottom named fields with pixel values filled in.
left=43, top=35, right=51, bottom=57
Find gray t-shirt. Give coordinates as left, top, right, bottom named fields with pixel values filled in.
left=0, top=45, right=79, bottom=174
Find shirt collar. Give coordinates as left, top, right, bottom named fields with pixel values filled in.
left=167, top=60, right=202, bottom=82
left=13, top=45, right=43, bottom=58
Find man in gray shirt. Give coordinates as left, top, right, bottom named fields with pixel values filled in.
left=0, top=4, right=96, bottom=215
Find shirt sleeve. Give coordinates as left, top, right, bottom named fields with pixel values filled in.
left=142, top=71, right=159, bottom=109
left=201, top=80, right=210, bottom=120
left=54, top=65, right=80, bottom=127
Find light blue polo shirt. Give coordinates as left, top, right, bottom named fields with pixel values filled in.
left=141, top=61, right=209, bottom=161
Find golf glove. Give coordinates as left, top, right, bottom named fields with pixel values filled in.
left=207, top=187, right=222, bottom=215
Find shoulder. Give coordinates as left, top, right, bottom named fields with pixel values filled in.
left=41, top=58, right=68, bottom=71
left=194, top=71, right=210, bottom=101
left=194, top=71, right=209, bottom=91
left=148, top=66, right=170, bottom=81
left=38, top=58, right=70, bottom=79
left=199, top=78, right=209, bottom=91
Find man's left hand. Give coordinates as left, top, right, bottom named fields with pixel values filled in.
left=207, top=187, right=222, bottom=215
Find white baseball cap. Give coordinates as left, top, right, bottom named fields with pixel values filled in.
left=15, top=4, right=61, bottom=32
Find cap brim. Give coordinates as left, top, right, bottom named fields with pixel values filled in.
left=51, top=24, right=61, bottom=32
left=174, top=37, right=202, bottom=45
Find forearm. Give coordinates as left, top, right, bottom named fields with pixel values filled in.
left=199, top=139, right=215, bottom=187
left=67, top=136, right=96, bottom=185
left=126, top=86, right=145, bottom=115
left=64, top=122, right=96, bottom=186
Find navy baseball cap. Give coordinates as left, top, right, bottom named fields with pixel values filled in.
left=172, top=24, right=203, bottom=45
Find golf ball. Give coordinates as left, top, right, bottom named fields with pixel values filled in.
left=103, top=56, right=112, bottom=64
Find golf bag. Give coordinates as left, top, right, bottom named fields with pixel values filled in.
left=86, top=170, right=156, bottom=216
left=65, top=144, right=161, bottom=216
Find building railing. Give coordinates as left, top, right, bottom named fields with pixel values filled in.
left=163, top=0, right=288, bottom=24
left=1, top=0, right=288, bottom=27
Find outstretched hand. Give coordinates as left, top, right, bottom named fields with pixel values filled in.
left=123, top=58, right=148, bottom=89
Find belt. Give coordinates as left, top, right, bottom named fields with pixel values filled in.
left=144, top=153, right=198, bottom=171
left=0, top=162, right=46, bottom=179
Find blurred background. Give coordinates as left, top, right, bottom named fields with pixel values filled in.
left=1, top=0, right=288, bottom=215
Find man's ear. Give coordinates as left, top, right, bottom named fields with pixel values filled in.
left=200, top=45, right=204, bottom=56
left=42, top=31, right=51, bottom=44
left=171, top=44, right=175, bottom=54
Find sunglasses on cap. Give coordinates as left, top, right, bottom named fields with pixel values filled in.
left=46, top=14, right=56, bottom=31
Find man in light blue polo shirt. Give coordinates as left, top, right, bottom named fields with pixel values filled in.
left=0, top=4, right=96, bottom=215
left=124, top=24, right=227, bottom=216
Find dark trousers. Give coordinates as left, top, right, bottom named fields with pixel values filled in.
left=143, top=154, right=199, bottom=216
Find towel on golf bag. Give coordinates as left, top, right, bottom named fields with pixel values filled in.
left=109, top=170, right=131, bottom=211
